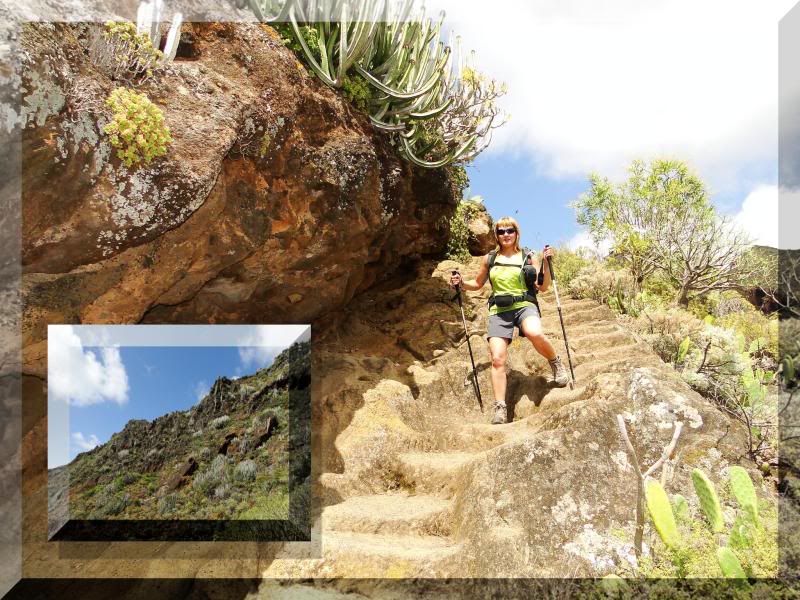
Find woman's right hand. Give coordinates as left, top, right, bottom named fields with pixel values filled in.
left=450, top=271, right=462, bottom=288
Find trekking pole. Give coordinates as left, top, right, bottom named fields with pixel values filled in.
left=451, top=272, right=484, bottom=412
left=544, top=246, right=576, bottom=389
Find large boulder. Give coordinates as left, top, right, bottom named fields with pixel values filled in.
left=20, top=22, right=460, bottom=377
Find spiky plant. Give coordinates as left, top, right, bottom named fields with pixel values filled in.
left=248, top=0, right=507, bottom=168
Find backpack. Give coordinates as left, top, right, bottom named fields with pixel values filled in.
left=487, top=247, right=540, bottom=295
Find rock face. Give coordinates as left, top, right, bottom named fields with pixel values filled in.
left=20, top=22, right=459, bottom=377
left=467, top=205, right=495, bottom=256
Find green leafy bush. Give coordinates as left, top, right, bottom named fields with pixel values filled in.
left=341, top=73, right=373, bottom=113
left=716, top=307, right=779, bottom=360
left=550, top=247, right=592, bottom=290
left=103, top=87, right=172, bottom=167
left=446, top=198, right=483, bottom=262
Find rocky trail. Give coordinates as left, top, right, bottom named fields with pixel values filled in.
left=260, top=258, right=751, bottom=580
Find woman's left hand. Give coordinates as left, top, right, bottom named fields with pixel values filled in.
left=542, top=245, right=555, bottom=260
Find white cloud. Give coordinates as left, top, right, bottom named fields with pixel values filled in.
left=237, top=325, right=310, bottom=370
left=566, top=230, right=612, bottom=255
left=48, top=325, right=129, bottom=406
left=733, top=185, right=779, bottom=248
left=71, top=432, right=100, bottom=452
left=194, top=380, right=210, bottom=402
left=427, top=0, right=792, bottom=188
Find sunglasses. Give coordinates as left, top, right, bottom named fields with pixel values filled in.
left=496, top=227, right=516, bottom=235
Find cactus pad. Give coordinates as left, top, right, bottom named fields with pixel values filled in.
left=692, top=469, right=724, bottom=533
left=645, top=478, right=681, bottom=548
left=671, top=493, right=690, bottom=523
left=729, top=466, right=759, bottom=521
left=717, top=547, right=746, bottom=578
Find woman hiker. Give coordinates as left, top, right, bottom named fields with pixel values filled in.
left=449, top=216, right=570, bottom=425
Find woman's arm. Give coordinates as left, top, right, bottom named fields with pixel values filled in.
left=450, top=255, right=490, bottom=291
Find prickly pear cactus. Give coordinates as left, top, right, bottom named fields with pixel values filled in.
left=671, top=493, right=690, bottom=523
left=729, top=514, right=755, bottom=549
left=692, top=468, right=724, bottom=533
left=645, top=478, right=681, bottom=548
left=716, top=547, right=746, bottom=578
left=729, top=466, right=759, bottom=521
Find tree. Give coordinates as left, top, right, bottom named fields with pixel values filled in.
left=657, top=213, right=757, bottom=306
left=573, top=160, right=710, bottom=291
left=573, top=159, right=757, bottom=306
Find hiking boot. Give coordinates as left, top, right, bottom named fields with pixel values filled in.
left=491, top=402, right=507, bottom=425
left=549, top=356, right=569, bottom=387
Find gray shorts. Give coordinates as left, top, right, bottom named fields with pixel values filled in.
left=487, top=304, right=541, bottom=341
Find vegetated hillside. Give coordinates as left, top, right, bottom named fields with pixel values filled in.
left=51, top=341, right=310, bottom=525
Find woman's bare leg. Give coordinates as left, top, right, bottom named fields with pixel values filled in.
left=488, top=337, right=510, bottom=404
left=520, top=315, right=557, bottom=360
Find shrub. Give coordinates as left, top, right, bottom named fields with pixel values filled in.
left=102, top=493, right=130, bottom=517
left=193, top=469, right=221, bottom=497
left=630, top=309, right=704, bottom=364
left=446, top=198, right=483, bottom=262
left=233, top=460, right=257, bottom=482
left=271, top=22, right=320, bottom=63
left=716, top=307, right=779, bottom=359
left=210, top=454, right=229, bottom=475
left=568, top=262, right=634, bottom=305
left=103, top=87, right=172, bottom=167
left=214, top=483, right=231, bottom=500
left=200, top=446, right=212, bottom=461
left=192, top=429, right=203, bottom=437
left=549, top=246, right=592, bottom=290
left=157, top=493, right=177, bottom=515
left=239, top=435, right=253, bottom=454
left=341, top=73, right=373, bottom=113
left=209, top=415, right=230, bottom=429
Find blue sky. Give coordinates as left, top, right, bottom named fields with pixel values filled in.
left=47, top=325, right=310, bottom=468
left=429, top=0, right=794, bottom=249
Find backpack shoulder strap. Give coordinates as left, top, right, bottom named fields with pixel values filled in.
left=487, top=250, right=498, bottom=270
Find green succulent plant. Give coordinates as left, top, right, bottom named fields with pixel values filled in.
left=645, top=478, right=681, bottom=549
left=691, top=468, right=724, bottom=533
left=717, top=547, right=746, bottom=578
left=103, top=87, right=172, bottom=168
left=248, top=0, right=507, bottom=168
left=729, top=466, right=758, bottom=521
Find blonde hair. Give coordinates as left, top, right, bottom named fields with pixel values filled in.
left=493, top=216, right=522, bottom=253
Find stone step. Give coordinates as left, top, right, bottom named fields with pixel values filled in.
left=545, top=321, right=622, bottom=342
left=397, top=451, right=477, bottom=494
left=323, top=493, right=451, bottom=536
left=552, top=304, right=615, bottom=327
left=556, top=330, right=631, bottom=356
left=573, top=342, right=641, bottom=368
left=514, top=384, right=589, bottom=419
left=264, top=527, right=463, bottom=578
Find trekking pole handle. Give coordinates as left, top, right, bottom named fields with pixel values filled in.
left=544, top=244, right=556, bottom=281
left=451, top=270, right=462, bottom=301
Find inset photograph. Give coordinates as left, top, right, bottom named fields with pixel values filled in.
left=47, top=324, right=310, bottom=541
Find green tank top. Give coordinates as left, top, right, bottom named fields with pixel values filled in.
left=488, top=250, right=536, bottom=315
